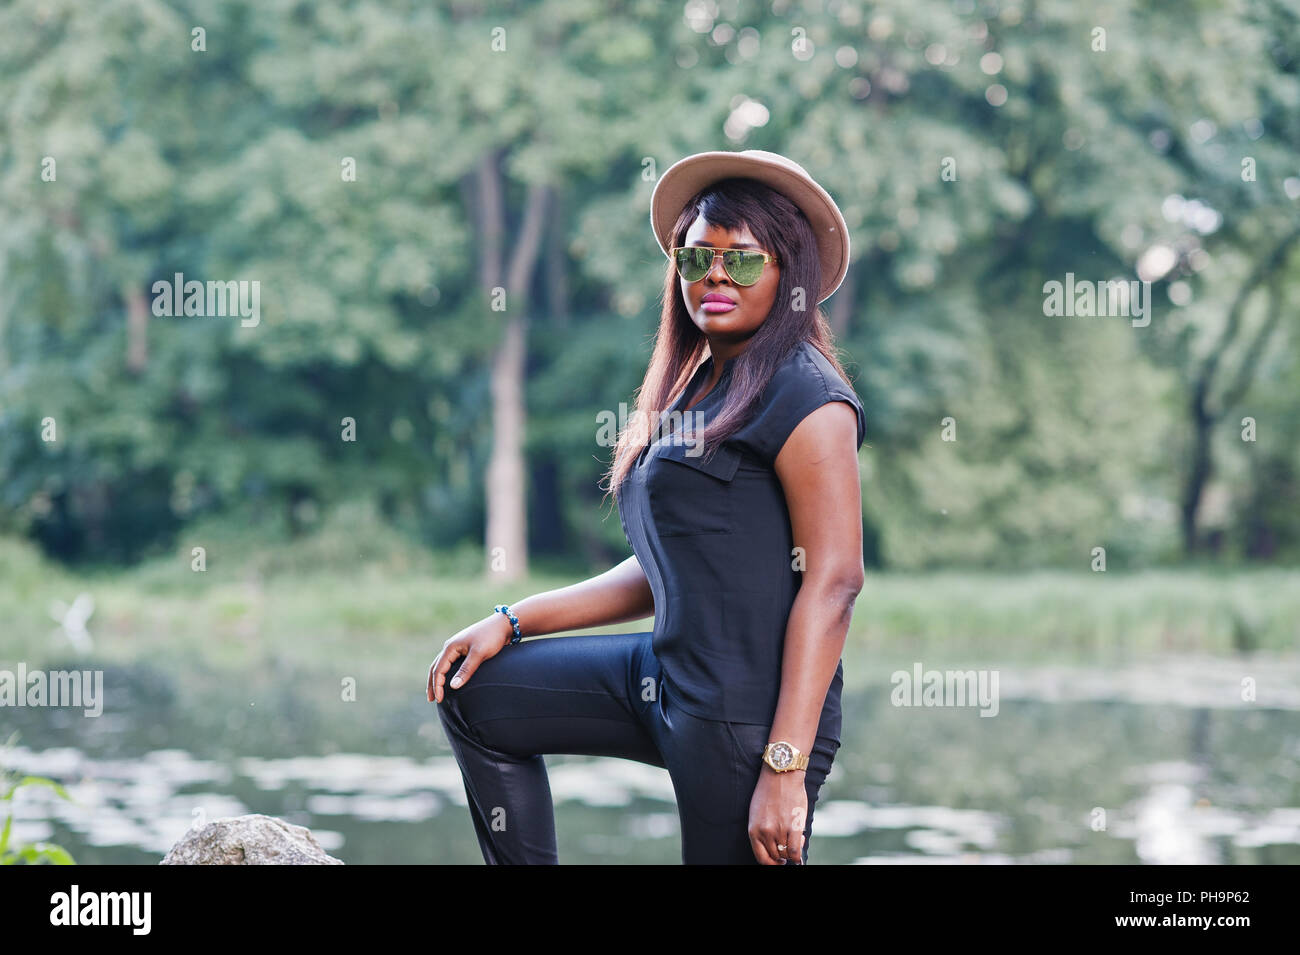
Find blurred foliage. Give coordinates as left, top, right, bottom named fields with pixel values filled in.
left=1, top=0, right=1298, bottom=571
left=1, top=733, right=77, bottom=865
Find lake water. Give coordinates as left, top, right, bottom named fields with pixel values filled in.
left=3, top=653, right=1298, bottom=864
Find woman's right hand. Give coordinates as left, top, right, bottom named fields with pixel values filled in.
left=427, top=614, right=513, bottom=703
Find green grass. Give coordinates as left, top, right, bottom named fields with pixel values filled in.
left=851, top=568, right=1298, bottom=659
left=3, top=515, right=1297, bottom=692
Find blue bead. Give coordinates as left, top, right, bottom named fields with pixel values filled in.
left=494, top=604, right=522, bottom=644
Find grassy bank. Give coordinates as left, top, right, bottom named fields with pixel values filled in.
left=3, top=516, right=1297, bottom=689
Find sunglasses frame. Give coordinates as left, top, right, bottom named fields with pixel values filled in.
left=669, top=245, right=779, bottom=287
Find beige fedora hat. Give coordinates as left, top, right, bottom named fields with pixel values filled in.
left=650, top=149, right=851, bottom=304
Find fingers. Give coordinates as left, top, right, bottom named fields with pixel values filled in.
left=426, top=654, right=444, bottom=701
left=756, top=831, right=800, bottom=865
left=429, top=644, right=464, bottom=704
left=749, top=822, right=787, bottom=866
left=750, top=804, right=808, bottom=865
left=763, top=834, right=788, bottom=865
left=785, top=803, right=807, bottom=864
left=447, top=647, right=484, bottom=691
left=749, top=829, right=780, bottom=865
left=428, top=626, right=505, bottom=703
left=785, top=828, right=805, bottom=865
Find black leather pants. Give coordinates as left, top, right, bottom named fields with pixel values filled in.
left=434, top=630, right=839, bottom=864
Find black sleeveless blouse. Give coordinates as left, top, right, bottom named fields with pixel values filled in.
left=616, top=340, right=867, bottom=741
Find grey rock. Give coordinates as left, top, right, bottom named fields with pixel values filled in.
left=160, top=813, right=344, bottom=865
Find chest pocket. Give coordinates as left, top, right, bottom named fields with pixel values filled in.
left=646, top=440, right=741, bottom=537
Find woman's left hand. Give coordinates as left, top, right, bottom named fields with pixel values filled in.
left=747, top=766, right=808, bottom=864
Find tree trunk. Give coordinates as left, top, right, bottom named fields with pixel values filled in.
left=125, top=283, right=149, bottom=373
left=475, top=146, right=551, bottom=581
left=487, top=314, right=529, bottom=578
left=827, top=259, right=856, bottom=339
left=545, top=184, right=570, bottom=329
left=1179, top=230, right=1298, bottom=556
left=1181, top=384, right=1212, bottom=555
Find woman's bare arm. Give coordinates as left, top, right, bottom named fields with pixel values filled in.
left=497, top=555, right=655, bottom=640
left=430, top=556, right=654, bottom=702
left=748, top=399, right=863, bottom=864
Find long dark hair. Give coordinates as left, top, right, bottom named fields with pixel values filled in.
left=601, top=176, right=856, bottom=504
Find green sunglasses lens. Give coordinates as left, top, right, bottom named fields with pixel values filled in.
left=674, top=248, right=768, bottom=285
left=724, top=251, right=766, bottom=285
left=675, top=248, right=712, bottom=282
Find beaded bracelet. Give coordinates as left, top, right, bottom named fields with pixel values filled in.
left=493, top=604, right=523, bottom=646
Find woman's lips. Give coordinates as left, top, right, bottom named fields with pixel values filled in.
left=701, top=300, right=736, bottom=313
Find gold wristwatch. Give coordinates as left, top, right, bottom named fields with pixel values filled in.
left=762, top=741, right=809, bottom=773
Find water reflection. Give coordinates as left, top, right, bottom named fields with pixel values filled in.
left=2, top=653, right=1297, bottom=864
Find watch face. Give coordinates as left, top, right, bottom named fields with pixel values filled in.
left=768, top=743, right=793, bottom=769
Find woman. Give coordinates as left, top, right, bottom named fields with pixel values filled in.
left=427, top=149, right=866, bottom=865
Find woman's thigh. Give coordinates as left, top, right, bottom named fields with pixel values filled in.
left=437, top=630, right=666, bottom=767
